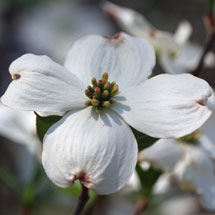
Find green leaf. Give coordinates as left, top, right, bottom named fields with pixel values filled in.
left=209, top=0, right=215, bottom=16
left=0, top=166, right=22, bottom=195
left=56, top=183, right=96, bottom=201
left=56, top=183, right=82, bottom=199
left=35, top=113, right=62, bottom=142
left=131, top=127, right=158, bottom=151
left=136, top=163, right=162, bottom=197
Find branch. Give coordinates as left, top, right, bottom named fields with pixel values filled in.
left=133, top=198, right=148, bottom=215
left=192, top=32, right=215, bottom=77
left=73, top=185, right=89, bottom=215
left=20, top=207, right=31, bottom=215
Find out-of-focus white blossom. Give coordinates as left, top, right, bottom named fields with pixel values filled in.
left=102, top=2, right=215, bottom=74
left=139, top=112, right=215, bottom=210
left=1, top=32, right=214, bottom=195
left=0, top=102, right=41, bottom=156
left=158, top=195, right=199, bottom=215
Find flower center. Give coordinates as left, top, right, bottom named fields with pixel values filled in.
left=84, top=72, right=118, bottom=113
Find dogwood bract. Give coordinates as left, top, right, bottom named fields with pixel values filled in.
left=1, top=32, right=214, bottom=194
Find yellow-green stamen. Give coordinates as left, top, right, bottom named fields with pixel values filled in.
left=84, top=72, right=119, bottom=113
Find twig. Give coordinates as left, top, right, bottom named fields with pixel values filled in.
left=133, top=198, right=148, bottom=215
left=192, top=32, right=215, bottom=77
left=73, top=185, right=89, bottom=215
left=20, top=207, right=31, bottom=215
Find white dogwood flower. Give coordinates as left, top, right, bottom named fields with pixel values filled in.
left=102, top=2, right=215, bottom=74
left=139, top=112, right=215, bottom=210
left=1, top=32, right=214, bottom=195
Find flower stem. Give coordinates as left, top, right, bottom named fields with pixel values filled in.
left=133, top=198, right=148, bottom=215
left=192, top=32, right=215, bottom=77
left=73, top=184, right=89, bottom=215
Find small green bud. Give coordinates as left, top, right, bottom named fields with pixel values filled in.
left=104, top=82, right=110, bottom=90
left=110, top=85, right=118, bottom=97
left=110, top=81, right=116, bottom=90
left=110, top=98, right=116, bottom=104
left=94, top=87, right=101, bottom=99
left=85, top=89, right=92, bottom=98
left=87, top=85, right=94, bottom=92
left=91, top=99, right=99, bottom=107
left=84, top=100, right=92, bottom=106
left=102, top=90, right=109, bottom=99
left=97, top=80, right=103, bottom=88
left=103, top=101, right=110, bottom=108
left=102, top=72, right=108, bottom=83
left=91, top=77, right=97, bottom=86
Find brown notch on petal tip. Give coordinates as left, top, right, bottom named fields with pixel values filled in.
left=196, top=99, right=206, bottom=106
left=12, top=74, right=21, bottom=80
left=73, top=172, right=92, bottom=188
left=104, top=32, right=124, bottom=45
left=149, top=29, right=158, bottom=38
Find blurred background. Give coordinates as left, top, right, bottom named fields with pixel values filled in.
left=0, top=0, right=214, bottom=214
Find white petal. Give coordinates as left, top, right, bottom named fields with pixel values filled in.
left=1, top=54, right=86, bottom=114
left=174, top=21, right=192, bottom=45
left=112, top=74, right=212, bottom=138
left=139, top=139, right=184, bottom=171
left=64, top=32, right=155, bottom=90
left=102, top=2, right=153, bottom=37
left=174, top=145, right=215, bottom=211
left=42, top=107, right=138, bottom=195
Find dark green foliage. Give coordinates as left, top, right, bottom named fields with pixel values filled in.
left=136, top=163, right=162, bottom=198
left=35, top=113, right=62, bottom=142
left=131, top=127, right=158, bottom=151
left=209, top=0, right=215, bottom=16
left=131, top=127, right=161, bottom=198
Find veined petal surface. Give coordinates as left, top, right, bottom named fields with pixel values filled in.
left=42, top=107, right=138, bottom=195
left=65, top=32, right=155, bottom=90
left=112, top=74, right=213, bottom=138
left=1, top=54, right=86, bottom=114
